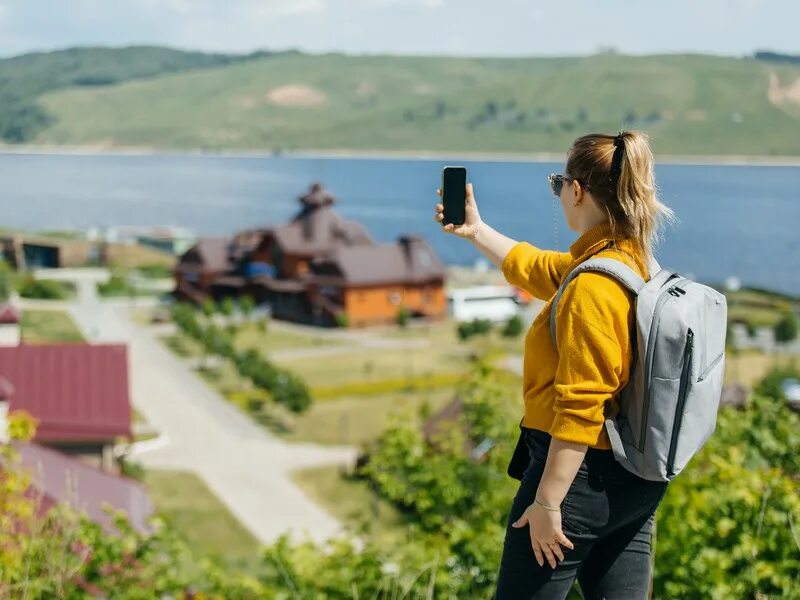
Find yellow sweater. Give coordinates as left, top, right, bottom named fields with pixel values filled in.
left=501, top=221, right=651, bottom=449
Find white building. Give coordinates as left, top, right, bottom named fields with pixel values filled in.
left=447, top=285, right=523, bottom=323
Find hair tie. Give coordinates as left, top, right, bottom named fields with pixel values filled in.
left=609, top=131, right=625, bottom=189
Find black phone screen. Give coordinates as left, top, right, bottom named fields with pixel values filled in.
left=442, top=166, right=467, bottom=226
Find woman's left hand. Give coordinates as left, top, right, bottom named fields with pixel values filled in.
left=512, top=501, right=575, bottom=568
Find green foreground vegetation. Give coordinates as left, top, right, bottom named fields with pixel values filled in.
left=3, top=357, right=798, bottom=597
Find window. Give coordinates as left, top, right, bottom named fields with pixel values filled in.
left=388, top=291, right=401, bottom=305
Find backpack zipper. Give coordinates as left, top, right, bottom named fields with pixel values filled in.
left=639, top=275, right=684, bottom=453
left=697, top=352, right=724, bottom=382
left=666, top=329, right=694, bottom=477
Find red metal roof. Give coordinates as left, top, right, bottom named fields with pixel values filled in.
left=0, top=344, right=131, bottom=442
left=14, top=442, right=153, bottom=534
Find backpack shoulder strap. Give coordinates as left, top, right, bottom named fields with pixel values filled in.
left=549, top=256, right=649, bottom=349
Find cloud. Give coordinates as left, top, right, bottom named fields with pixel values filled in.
left=0, top=0, right=797, bottom=59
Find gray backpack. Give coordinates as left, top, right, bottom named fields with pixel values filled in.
left=549, top=252, right=728, bottom=482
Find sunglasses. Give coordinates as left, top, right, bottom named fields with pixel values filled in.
left=547, top=172, right=590, bottom=197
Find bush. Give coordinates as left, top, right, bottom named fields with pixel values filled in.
left=397, top=307, right=411, bottom=328
left=97, top=272, right=133, bottom=297
left=501, top=314, right=523, bottom=338
left=119, top=459, right=146, bottom=482
left=16, top=275, right=70, bottom=300
left=0, top=260, right=13, bottom=301
left=774, top=310, right=799, bottom=343
left=457, top=318, right=493, bottom=341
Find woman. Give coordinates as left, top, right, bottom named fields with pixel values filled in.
left=434, top=130, right=678, bottom=599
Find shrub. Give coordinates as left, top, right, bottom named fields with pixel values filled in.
left=397, top=307, right=411, bottom=328
left=16, top=275, right=69, bottom=300
left=774, top=310, right=799, bottom=343
left=501, top=315, right=523, bottom=338
left=457, top=318, right=493, bottom=340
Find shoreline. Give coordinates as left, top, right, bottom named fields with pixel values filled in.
left=2, top=144, right=800, bottom=167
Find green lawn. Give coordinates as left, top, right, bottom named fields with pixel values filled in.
left=20, top=310, right=85, bottom=343
left=273, top=344, right=474, bottom=389
left=160, top=316, right=525, bottom=445
left=277, top=387, right=458, bottom=446
left=289, top=465, right=413, bottom=545
left=234, top=322, right=341, bottom=352
left=160, top=323, right=341, bottom=360
left=142, top=469, right=262, bottom=574
left=724, top=349, right=799, bottom=388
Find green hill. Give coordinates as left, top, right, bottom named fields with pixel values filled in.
left=3, top=47, right=800, bottom=156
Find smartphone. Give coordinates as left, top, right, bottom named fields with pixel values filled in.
left=441, top=166, right=467, bottom=226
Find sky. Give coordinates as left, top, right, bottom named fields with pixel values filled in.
left=0, top=0, right=797, bottom=59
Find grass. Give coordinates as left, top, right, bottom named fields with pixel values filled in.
left=277, top=387, right=458, bottom=446
left=272, top=344, right=475, bottom=389
left=160, top=333, right=204, bottom=358
left=234, top=322, right=341, bottom=352
left=20, top=310, right=85, bottom=343
left=724, top=349, right=799, bottom=388
left=160, top=315, right=525, bottom=444
left=142, top=469, right=263, bottom=574
left=104, top=242, right=176, bottom=270
left=289, top=464, right=413, bottom=545
left=725, top=288, right=799, bottom=328
left=33, top=53, right=800, bottom=156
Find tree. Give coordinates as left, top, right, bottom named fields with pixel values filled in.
left=773, top=310, right=798, bottom=343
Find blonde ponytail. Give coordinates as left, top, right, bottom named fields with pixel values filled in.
left=566, top=130, right=678, bottom=270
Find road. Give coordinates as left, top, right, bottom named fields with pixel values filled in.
left=47, top=269, right=360, bottom=547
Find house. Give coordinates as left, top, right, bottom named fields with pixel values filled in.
left=172, top=182, right=449, bottom=328
left=306, top=234, right=447, bottom=327
left=0, top=344, right=132, bottom=472
left=258, top=182, right=374, bottom=280
left=0, top=234, right=100, bottom=269
left=13, top=441, right=153, bottom=535
left=173, top=237, right=234, bottom=303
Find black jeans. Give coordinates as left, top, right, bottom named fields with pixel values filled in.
left=494, top=427, right=670, bottom=599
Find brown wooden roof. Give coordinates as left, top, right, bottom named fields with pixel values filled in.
left=309, top=235, right=445, bottom=286
left=272, top=205, right=373, bottom=256
left=180, top=238, right=231, bottom=272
